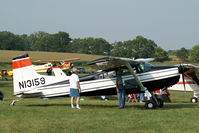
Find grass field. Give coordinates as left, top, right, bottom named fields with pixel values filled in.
left=0, top=50, right=105, bottom=70
left=0, top=50, right=105, bottom=62
left=1, top=80, right=199, bottom=133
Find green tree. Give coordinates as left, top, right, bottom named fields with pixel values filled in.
left=154, top=46, right=169, bottom=62
left=189, top=45, right=199, bottom=62
left=176, top=47, right=189, bottom=61
left=111, top=36, right=157, bottom=58
left=69, top=37, right=112, bottom=55
left=29, top=31, right=49, bottom=51
left=31, top=31, right=71, bottom=52
left=20, top=34, right=31, bottom=50
left=0, top=31, right=25, bottom=50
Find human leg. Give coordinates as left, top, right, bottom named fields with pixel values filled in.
left=117, top=91, right=122, bottom=108
left=121, top=89, right=126, bottom=108
left=71, top=97, right=75, bottom=108
left=76, top=97, right=80, bottom=109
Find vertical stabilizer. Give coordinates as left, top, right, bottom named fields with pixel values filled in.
left=12, top=54, right=40, bottom=95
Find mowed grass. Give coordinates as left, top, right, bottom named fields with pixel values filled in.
left=1, top=80, right=199, bottom=133
left=0, top=50, right=105, bottom=62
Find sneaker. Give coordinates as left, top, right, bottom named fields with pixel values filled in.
left=76, top=106, right=81, bottom=109
left=71, top=105, right=75, bottom=109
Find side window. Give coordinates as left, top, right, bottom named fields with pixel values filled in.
left=99, top=71, right=115, bottom=79
left=121, top=69, right=131, bottom=76
left=107, top=71, right=116, bottom=78
left=139, top=62, right=153, bottom=72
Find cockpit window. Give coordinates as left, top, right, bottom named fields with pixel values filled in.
left=139, top=62, right=153, bottom=72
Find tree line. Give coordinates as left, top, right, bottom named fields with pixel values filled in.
left=0, top=31, right=198, bottom=62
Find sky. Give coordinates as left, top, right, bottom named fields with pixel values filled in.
left=0, top=0, right=199, bottom=50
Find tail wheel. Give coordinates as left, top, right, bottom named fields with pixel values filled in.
left=145, top=100, right=157, bottom=109
left=190, top=97, right=198, bottom=103
left=9, top=100, right=16, bottom=106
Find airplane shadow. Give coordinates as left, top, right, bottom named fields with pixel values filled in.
left=131, top=103, right=198, bottom=110
left=26, top=103, right=119, bottom=108
left=26, top=103, right=70, bottom=107
left=25, top=102, right=198, bottom=110
left=161, top=103, right=198, bottom=110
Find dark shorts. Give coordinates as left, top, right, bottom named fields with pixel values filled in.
left=70, top=88, right=80, bottom=97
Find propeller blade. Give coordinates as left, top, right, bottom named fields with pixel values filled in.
left=182, top=73, right=186, bottom=92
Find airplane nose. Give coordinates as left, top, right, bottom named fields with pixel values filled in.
left=178, top=65, right=189, bottom=74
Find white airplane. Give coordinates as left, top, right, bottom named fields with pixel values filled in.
left=11, top=54, right=186, bottom=109
left=168, top=64, right=199, bottom=103
left=32, top=58, right=80, bottom=72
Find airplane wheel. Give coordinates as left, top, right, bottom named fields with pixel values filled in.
left=9, top=100, right=16, bottom=106
left=157, top=99, right=164, bottom=108
left=190, top=97, right=198, bottom=103
left=145, top=100, right=157, bottom=109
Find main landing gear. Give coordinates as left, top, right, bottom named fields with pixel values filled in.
left=145, top=93, right=164, bottom=109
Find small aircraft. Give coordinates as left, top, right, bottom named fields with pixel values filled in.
left=0, top=69, right=13, bottom=80
left=168, top=64, right=199, bottom=103
left=11, top=54, right=187, bottom=109
left=32, top=58, right=80, bottom=72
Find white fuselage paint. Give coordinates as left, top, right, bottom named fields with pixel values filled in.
left=14, top=66, right=180, bottom=98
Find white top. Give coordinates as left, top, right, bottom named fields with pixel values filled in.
left=69, top=73, right=79, bottom=89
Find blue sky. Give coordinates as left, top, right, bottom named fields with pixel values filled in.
left=0, top=0, right=199, bottom=50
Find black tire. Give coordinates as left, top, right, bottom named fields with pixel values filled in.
left=157, top=98, right=164, bottom=108
left=190, top=97, right=198, bottom=103
left=145, top=100, right=157, bottom=109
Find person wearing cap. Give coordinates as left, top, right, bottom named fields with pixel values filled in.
left=69, top=68, right=81, bottom=109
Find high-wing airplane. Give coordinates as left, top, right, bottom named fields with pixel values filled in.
left=11, top=54, right=186, bottom=109
left=32, top=58, right=80, bottom=72
left=168, top=64, right=199, bottom=103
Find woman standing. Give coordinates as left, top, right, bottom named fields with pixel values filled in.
left=69, top=68, right=81, bottom=109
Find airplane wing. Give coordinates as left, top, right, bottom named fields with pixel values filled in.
left=86, top=56, right=140, bottom=71
left=87, top=56, right=151, bottom=99
left=33, top=58, right=80, bottom=63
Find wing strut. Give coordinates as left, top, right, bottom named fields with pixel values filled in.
left=125, top=62, right=151, bottom=100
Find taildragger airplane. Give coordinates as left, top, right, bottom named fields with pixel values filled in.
left=10, top=54, right=187, bottom=109
left=32, top=58, right=80, bottom=72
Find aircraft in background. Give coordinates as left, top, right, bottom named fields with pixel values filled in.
left=10, top=54, right=187, bottom=109
left=32, top=58, right=80, bottom=72
left=0, top=69, right=13, bottom=80
left=168, top=64, right=199, bottom=103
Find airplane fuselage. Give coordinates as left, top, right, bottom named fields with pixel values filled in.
left=17, top=66, right=180, bottom=99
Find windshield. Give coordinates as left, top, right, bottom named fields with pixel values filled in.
left=139, top=61, right=154, bottom=72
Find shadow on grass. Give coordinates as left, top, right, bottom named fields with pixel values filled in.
left=26, top=103, right=70, bottom=107
left=80, top=103, right=118, bottom=108
left=24, top=101, right=198, bottom=110
left=25, top=103, right=119, bottom=108
left=130, top=103, right=198, bottom=110
left=163, top=103, right=198, bottom=110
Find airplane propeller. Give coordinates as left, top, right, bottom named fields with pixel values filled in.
left=178, top=64, right=190, bottom=92
left=182, top=73, right=186, bottom=92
